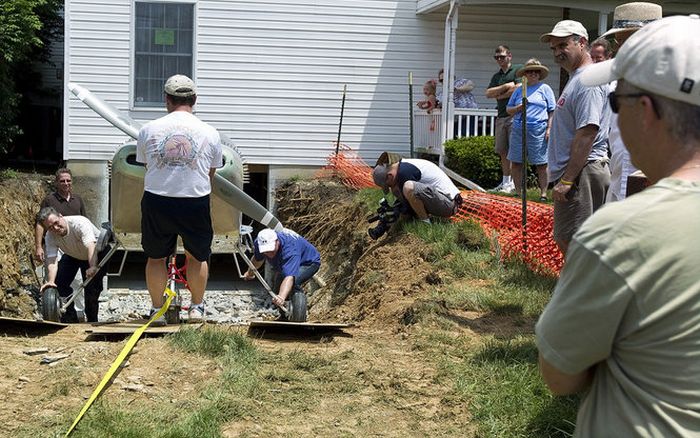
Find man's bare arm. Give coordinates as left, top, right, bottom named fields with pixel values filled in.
left=560, top=124, right=600, bottom=182
left=539, top=354, right=593, bottom=396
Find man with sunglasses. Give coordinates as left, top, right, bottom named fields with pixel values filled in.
left=536, top=15, right=700, bottom=437
left=540, top=20, right=611, bottom=255
left=600, top=2, right=662, bottom=202
left=486, top=45, right=523, bottom=194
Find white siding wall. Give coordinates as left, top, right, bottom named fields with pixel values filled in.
left=66, top=0, right=562, bottom=165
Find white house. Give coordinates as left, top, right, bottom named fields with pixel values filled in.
left=62, top=0, right=697, bottom=219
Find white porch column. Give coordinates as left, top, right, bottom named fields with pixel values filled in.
left=598, top=12, right=609, bottom=38
left=441, top=0, right=458, bottom=166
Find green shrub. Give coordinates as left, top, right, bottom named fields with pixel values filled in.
left=444, top=136, right=501, bottom=189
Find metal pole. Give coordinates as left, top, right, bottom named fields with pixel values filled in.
left=408, top=71, right=414, bottom=158
left=335, top=84, right=347, bottom=155
left=520, top=76, right=528, bottom=254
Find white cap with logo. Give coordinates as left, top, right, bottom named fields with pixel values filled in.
left=256, top=228, right=278, bottom=253
left=581, top=15, right=700, bottom=107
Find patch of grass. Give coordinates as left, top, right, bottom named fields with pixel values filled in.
left=169, top=326, right=256, bottom=360
left=0, top=168, right=19, bottom=180
left=354, top=187, right=393, bottom=212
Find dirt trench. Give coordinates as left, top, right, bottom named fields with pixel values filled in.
left=274, top=178, right=442, bottom=329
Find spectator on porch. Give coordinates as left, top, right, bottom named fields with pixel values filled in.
left=436, top=68, right=478, bottom=110
left=506, top=59, right=556, bottom=200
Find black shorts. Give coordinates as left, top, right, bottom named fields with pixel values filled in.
left=140, top=191, right=213, bottom=262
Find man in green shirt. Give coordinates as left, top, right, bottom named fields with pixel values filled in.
left=486, top=45, right=523, bottom=193
left=536, top=14, right=700, bottom=437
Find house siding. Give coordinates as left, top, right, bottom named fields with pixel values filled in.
left=65, top=0, right=561, bottom=165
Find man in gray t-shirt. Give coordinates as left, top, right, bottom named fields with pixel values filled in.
left=540, top=20, right=611, bottom=254
left=537, top=15, right=700, bottom=437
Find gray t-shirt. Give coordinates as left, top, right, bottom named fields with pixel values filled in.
left=45, top=215, right=100, bottom=260
left=547, top=66, right=611, bottom=182
left=536, top=178, right=700, bottom=437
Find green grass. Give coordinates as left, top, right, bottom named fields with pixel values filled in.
left=403, top=217, right=575, bottom=437
left=0, top=168, right=19, bottom=180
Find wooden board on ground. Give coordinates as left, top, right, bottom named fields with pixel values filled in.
left=85, top=320, right=202, bottom=336
left=0, top=316, right=68, bottom=330
left=248, top=320, right=352, bottom=330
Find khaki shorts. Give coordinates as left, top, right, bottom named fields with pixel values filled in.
left=413, top=182, right=460, bottom=217
left=553, top=160, right=610, bottom=244
left=494, top=116, right=513, bottom=154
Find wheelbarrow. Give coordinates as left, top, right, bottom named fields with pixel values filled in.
left=41, top=223, right=122, bottom=322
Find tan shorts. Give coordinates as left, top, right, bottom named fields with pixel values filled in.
left=553, top=160, right=610, bottom=244
left=494, top=116, right=513, bottom=154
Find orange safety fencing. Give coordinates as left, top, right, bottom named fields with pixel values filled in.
left=319, top=145, right=563, bottom=276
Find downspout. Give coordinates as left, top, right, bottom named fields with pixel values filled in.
left=441, top=0, right=458, bottom=166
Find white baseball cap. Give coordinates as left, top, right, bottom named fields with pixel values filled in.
left=257, top=228, right=278, bottom=253
left=581, top=15, right=700, bottom=107
left=540, top=20, right=589, bottom=43
left=164, top=74, right=197, bottom=97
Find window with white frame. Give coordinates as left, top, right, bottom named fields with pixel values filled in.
left=134, top=1, right=194, bottom=107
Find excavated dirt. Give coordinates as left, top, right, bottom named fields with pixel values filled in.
left=275, top=178, right=441, bottom=329
left=0, top=173, right=48, bottom=319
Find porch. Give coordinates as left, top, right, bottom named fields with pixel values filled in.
left=413, top=108, right=498, bottom=153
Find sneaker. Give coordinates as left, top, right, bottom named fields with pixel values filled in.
left=500, top=182, right=515, bottom=194
left=148, top=307, right=167, bottom=327
left=489, top=182, right=505, bottom=192
left=188, top=304, right=205, bottom=323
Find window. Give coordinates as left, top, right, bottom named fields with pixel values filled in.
left=134, top=2, right=194, bottom=107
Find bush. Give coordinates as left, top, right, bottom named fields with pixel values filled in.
left=444, top=136, right=502, bottom=189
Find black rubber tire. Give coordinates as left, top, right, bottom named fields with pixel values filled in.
left=289, top=291, right=307, bottom=323
left=42, top=287, right=62, bottom=322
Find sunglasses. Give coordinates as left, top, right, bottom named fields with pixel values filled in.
left=494, top=55, right=507, bottom=60
left=608, top=91, right=661, bottom=118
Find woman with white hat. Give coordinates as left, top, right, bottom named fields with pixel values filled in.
left=506, top=58, right=556, bottom=201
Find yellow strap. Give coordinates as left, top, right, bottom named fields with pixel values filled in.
left=65, top=287, right=176, bottom=437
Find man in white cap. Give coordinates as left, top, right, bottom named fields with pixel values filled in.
left=540, top=20, right=611, bottom=254
left=600, top=2, right=663, bottom=202
left=244, top=228, right=321, bottom=309
left=136, top=74, right=223, bottom=325
left=536, top=14, right=700, bottom=437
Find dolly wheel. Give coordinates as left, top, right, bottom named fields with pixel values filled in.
left=289, top=291, right=307, bottom=323
left=41, top=287, right=62, bottom=322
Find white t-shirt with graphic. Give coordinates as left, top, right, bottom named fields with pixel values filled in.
left=136, top=111, right=223, bottom=198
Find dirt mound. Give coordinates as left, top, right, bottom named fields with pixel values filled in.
left=0, top=173, right=48, bottom=318
left=275, top=179, right=441, bottom=329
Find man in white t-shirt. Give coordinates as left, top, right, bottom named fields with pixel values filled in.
left=136, top=74, right=223, bottom=325
left=37, top=207, right=109, bottom=323
left=372, top=158, right=462, bottom=224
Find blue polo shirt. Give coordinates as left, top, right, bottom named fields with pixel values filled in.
left=253, top=228, right=321, bottom=278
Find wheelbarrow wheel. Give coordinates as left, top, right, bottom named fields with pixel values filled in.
left=289, top=291, right=307, bottom=323
left=42, top=287, right=62, bottom=322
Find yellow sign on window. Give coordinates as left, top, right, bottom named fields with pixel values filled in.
left=155, top=29, right=175, bottom=45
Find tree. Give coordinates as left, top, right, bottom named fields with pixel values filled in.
left=0, top=0, right=63, bottom=155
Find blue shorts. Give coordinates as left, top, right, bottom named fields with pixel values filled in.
left=507, top=121, right=548, bottom=165
left=140, top=191, right=213, bottom=261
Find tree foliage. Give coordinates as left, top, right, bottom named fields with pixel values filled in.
left=0, top=0, right=63, bottom=154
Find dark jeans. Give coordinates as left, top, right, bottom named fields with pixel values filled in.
left=56, top=247, right=110, bottom=323
left=273, top=263, right=321, bottom=297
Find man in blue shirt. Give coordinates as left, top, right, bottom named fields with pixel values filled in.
left=244, top=228, right=321, bottom=307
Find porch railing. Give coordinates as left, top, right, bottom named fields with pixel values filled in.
left=413, top=108, right=498, bottom=153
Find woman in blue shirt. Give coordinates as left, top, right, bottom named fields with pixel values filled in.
left=506, top=58, right=556, bottom=201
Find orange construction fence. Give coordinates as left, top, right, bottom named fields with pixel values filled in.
left=320, top=145, right=563, bottom=276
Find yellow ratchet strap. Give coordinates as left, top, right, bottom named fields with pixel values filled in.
left=65, top=287, right=176, bottom=436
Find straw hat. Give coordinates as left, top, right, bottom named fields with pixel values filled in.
left=601, top=2, right=662, bottom=38
left=516, top=59, right=550, bottom=80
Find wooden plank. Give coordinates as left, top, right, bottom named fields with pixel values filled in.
left=0, top=316, right=69, bottom=329
left=248, top=320, right=352, bottom=330
left=85, top=321, right=202, bottom=336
